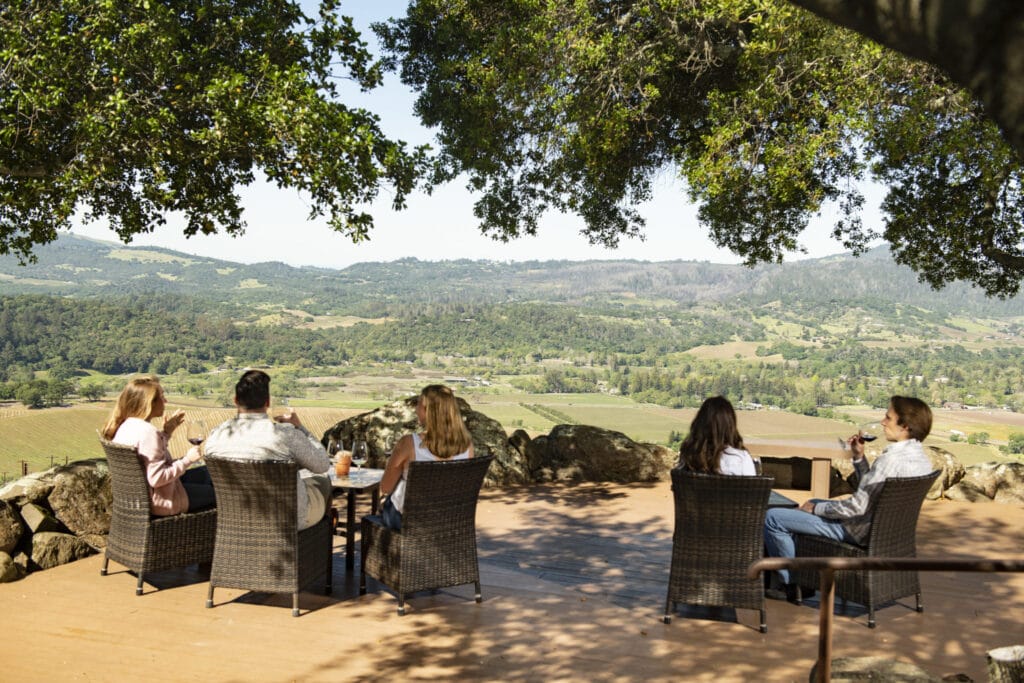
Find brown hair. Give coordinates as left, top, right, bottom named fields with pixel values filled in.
left=678, top=396, right=745, bottom=473
left=418, top=384, right=472, bottom=459
left=102, top=375, right=164, bottom=440
left=890, top=395, right=932, bottom=441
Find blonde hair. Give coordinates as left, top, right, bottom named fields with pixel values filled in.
left=101, top=375, right=164, bottom=440
left=418, top=384, right=472, bottom=459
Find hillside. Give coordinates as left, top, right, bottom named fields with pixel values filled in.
left=2, top=233, right=1024, bottom=318
left=3, top=233, right=1024, bottom=419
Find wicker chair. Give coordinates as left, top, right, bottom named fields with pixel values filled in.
left=204, top=457, right=333, bottom=617
left=664, top=469, right=774, bottom=632
left=360, top=456, right=493, bottom=615
left=793, top=470, right=941, bottom=628
left=99, top=438, right=217, bottom=595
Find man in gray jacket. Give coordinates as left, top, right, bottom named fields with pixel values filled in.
left=763, top=395, right=934, bottom=597
left=205, top=369, right=331, bottom=530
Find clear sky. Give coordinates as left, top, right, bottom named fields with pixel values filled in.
left=72, top=1, right=881, bottom=269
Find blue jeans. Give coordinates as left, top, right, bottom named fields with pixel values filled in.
left=381, top=497, right=402, bottom=531
left=182, top=466, right=217, bottom=512
left=764, top=504, right=853, bottom=585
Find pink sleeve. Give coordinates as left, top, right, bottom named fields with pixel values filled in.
left=135, top=425, right=189, bottom=488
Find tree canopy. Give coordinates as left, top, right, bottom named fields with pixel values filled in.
left=0, top=0, right=429, bottom=262
left=377, top=0, right=1024, bottom=296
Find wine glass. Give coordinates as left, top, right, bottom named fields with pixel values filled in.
left=351, top=439, right=368, bottom=470
left=838, top=422, right=883, bottom=450
left=186, top=420, right=207, bottom=447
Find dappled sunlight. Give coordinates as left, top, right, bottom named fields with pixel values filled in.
left=0, top=483, right=1021, bottom=681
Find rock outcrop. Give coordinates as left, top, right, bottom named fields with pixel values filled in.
left=946, top=462, right=1024, bottom=503
left=0, top=460, right=107, bottom=582
left=517, top=424, right=675, bottom=483
left=321, top=396, right=530, bottom=486
left=0, top=500, right=22, bottom=554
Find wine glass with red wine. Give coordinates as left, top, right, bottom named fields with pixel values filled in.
left=838, top=422, right=883, bottom=450
left=186, top=420, right=207, bottom=447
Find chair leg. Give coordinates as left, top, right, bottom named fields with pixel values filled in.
left=359, top=544, right=367, bottom=595
left=292, top=593, right=300, bottom=617
left=136, top=574, right=144, bottom=596
left=759, top=609, right=767, bottom=634
left=100, top=555, right=109, bottom=576
left=325, top=544, right=333, bottom=595
left=474, top=580, right=482, bottom=604
left=867, top=605, right=876, bottom=629
left=794, top=585, right=803, bottom=606
left=206, top=584, right=214, bottom=608
left=663, top=596, right=673, bottom=624
left=915, top=591, right=923, bottom=613
left=397, top=595, right=406, bottom=616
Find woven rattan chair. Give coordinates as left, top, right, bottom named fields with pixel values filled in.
left=793, top=470, right=941, bottom=628
left=204, top=456, right=333, bottom=617
left=360, top=456, right=492, bottom=615
left=664, top=469, right=774, bottom=632
left=99, top=438, right=217, bottom=595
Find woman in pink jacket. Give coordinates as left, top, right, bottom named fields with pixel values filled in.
left=101, top=376, right=215, bottom=515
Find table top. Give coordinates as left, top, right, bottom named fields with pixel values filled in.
left=329, top=467, right=384, bottom=490
left=769, top=490, right=799, bottom=508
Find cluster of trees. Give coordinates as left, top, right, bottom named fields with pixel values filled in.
left=0, top=378, right=75, bottom=409
left=5, top=291, right=1024, bottom=415
left=3, top=1, right=1024, bottom=302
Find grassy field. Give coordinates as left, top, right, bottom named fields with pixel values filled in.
left=0, top=400, right=361, bottom=479
left=2, top=385, right=1020, bottom=481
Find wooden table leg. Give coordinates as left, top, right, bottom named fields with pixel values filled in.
left=346, top=489, right=356, bottom=572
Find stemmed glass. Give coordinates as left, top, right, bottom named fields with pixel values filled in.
left=838, top=422, right=883, bottom=451
left=186, top=420, right=207, bottom=447
left=351, top=439, right=368, bottom=470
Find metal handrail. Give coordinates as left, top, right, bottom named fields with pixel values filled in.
left=748, top=557, right=1024, bottom=682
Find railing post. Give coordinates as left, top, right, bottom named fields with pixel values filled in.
left=817, top=569, right=835, bottom=683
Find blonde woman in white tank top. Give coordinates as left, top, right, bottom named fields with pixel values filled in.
left=380, top=385, right=474, bottom=530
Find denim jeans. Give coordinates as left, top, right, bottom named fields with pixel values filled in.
left=764, top=504, right=853, bottom=584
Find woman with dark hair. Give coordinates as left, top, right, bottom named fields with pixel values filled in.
left=379, top=384, right=475, bottom=530
left=102, top=375, right=215, bottom=515
left=678, top=396, right=757, bottom=476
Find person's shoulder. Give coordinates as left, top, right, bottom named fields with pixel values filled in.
left=119, top=417, right=156, bottom=435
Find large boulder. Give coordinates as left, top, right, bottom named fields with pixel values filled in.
left=0, top=471, right=54, bottom=507
left=322, top=397, right=530, bottom=486
left=19, top=503, right=62, bottom=535
left=925, top=446, right=966, bottom=499
left=30, top=531, right=95, bottom=570
left=811, top=656, right=945, bottom=682
left=526, top=424, right=674, bottom=483
left=0, top=500, right=23, bottom=554
left=945, top=462, right=1024, bottom=503
left=47, top=459, right=111, bottom=535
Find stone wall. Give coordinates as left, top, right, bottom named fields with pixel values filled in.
left=0, top=458, right=110, bottom=583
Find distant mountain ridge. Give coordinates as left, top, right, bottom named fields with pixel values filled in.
left=1, top=233, right=1022, bottom=317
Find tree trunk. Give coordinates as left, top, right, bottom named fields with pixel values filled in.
left=986, top=645, right=1024, bottom=683
left=788, top=0, right=1024, bottom=161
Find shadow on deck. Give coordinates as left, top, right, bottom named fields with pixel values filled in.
left=2, top=481, right=1022, bottom=682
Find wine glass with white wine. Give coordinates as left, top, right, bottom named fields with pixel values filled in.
left=351, top=439, right=368, bottom=470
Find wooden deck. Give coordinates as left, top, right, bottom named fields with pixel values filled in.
left=3, top=482, right=1023, bottom=682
